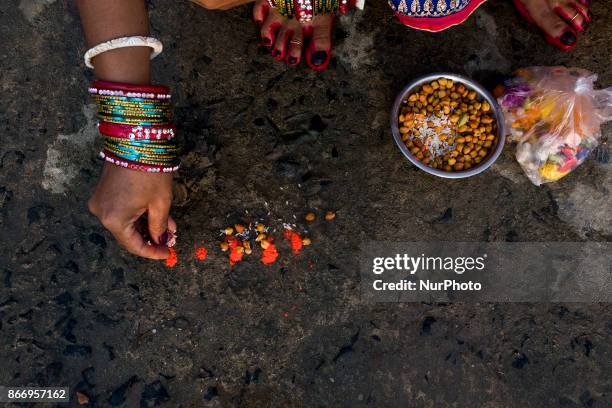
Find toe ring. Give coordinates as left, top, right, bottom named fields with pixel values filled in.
left=569, top=11, right=580, bottom=23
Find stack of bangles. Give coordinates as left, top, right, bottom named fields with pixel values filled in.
left=268, top=0, right=356, bottom=22
left=90, top=80, right=180, bottom=173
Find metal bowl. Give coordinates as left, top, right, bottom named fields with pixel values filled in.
left=391, top=73, right=505, bottom=178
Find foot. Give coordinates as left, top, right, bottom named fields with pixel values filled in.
left=514, top=0, right=592, bottom=51
left=253, top=0, right=334, bottom=70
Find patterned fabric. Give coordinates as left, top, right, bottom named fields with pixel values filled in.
left=390, top=0, right=467, bottom=17
left=390, top=0, right=487, bottom=32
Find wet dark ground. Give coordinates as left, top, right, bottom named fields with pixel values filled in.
left=1, top=0, right=611, bottom=406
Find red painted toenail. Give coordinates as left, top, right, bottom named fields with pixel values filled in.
left=560, top=31, right=577, bottom=45
left=311, top=51, right=328, bottom=66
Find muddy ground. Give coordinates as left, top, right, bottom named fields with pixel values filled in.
left=1, top=0, right=611, bottom=406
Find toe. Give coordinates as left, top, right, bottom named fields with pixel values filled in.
left=253, top=0, right=269, bottom=25
left=286, top=29, right=304, bottom=66
left=260, top=8, right=283, bottom=48
left=552, top=0, right=588, bottom=31
left=307, top=15, right=333, bottom=68
left=273, top=26, right=293, bottom=61
left=529, top=3, right=578, bottom=48
left=572, top=0, right=591, bottom=21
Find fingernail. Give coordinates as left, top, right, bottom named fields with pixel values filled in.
left=262, top=38, right=271, bottom=46
left=158, top=232, right=169, bottom=245
left=272, top=49, right=281, bottom=57
left=255, top=19, right=262, bottom=26
left=311, top=51, right=328, bottom=66
left=288, top=56, right=297, bottom=65
left=560, top=31, right=576, bottom=45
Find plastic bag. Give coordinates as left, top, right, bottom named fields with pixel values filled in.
left=496, top=66, right=612, bottom=185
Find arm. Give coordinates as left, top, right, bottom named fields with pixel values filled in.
left=78, top=0, right=175, bottom=259
left=190, top=0, right=255, bottom=11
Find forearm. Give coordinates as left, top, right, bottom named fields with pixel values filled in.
left=190, top=0, right=255, bottom=11
left=77, top=0, right=151, bottom=84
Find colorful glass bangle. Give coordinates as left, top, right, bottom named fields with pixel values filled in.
left=103, top=139, right=180, bottom=155
left=102, top=153, right=178, bottom=167
left=102, top=137, right=180, bottom=161
left=100, top=150, right=180, bottom=173
left=96, top=115, right=171, bottom=126
left=101, top=140, right=179, bottom=158
left=95, top=97, right=172, bottom=107
left=96, top=107, right=171, bottom=117
left=95, top=101, right=172, bottom=111
left=92, top=80, right=170, bottom=94
left=103, top=136, right=179, bottom=148
left=97, top=104, right=170, bottom=113
left=89, top=88, right=172, bottom=100
left=98, top=122, right=176, bottom=140
left=89, top=80, right=171, bottom=100
left=96, top=110, right=172, bottom=121
left=92, top=95, right=172, bottom=106
left=91, top=80, right=180, bottom=173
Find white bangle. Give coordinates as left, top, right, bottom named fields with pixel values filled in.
left=84, top=36, right=163, bottom=69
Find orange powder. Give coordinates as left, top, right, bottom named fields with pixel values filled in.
left=227, top=237, right=244, bottom=266
left=165, top=248, right=178, bottom=268
left=261, top=242, right=279, bottom=265
left=283, top=229, right=303, bottom=254
left=195, top=246, right=208, bottom=261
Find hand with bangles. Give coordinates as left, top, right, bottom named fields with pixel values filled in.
left=88, top=164, right=177, bottom=259
left=78, top=0, right=178, bottom=260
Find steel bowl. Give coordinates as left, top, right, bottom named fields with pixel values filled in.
left=391, top=73, right=506, bottom=178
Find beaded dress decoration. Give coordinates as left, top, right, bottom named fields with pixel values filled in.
left=389, top=0, right=487, bottom=32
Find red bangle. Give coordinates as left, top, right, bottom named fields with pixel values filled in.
left=98, top=121, right=176, bottom=140
left=91, top=80, right=170, bottom=94
left=99, top=150, right=180, bottom=173
left=89, top=80, right=171, bottom=99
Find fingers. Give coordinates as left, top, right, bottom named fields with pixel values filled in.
left=167, top=215, right=177, bottom=234
left=286, top=28, right=304, bottom=67
left=147, top=198, right=172, bottom=245
left=96, top=212, right=170, bottom=260
left=88, top=164, right=175, bottom=260
left=118, top=223, right=170, bottom=260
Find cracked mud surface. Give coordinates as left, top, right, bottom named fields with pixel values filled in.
left=1, top=0, right=611, bottom=406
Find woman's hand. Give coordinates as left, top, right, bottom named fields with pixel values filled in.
left=88, top=163, right=176, bottom=259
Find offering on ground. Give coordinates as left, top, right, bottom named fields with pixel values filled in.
left=496, top=66, right=612, bottom=185
left=398, top=77, right=498, bottom=172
